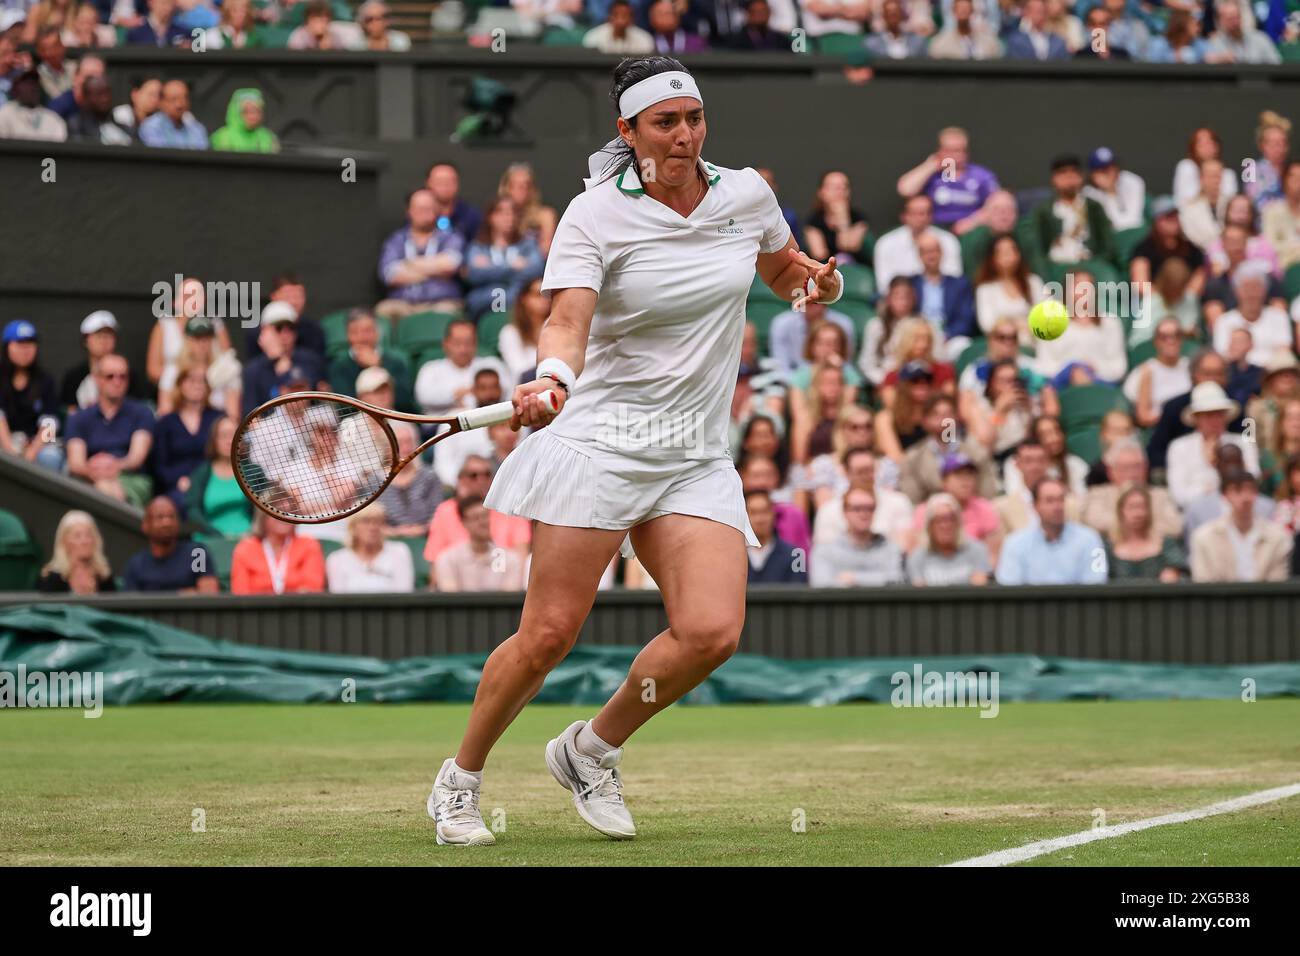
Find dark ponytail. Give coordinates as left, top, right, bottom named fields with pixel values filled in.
left=594, top=55, right=692, bottom=186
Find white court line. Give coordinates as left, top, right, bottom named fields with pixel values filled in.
left=945, top=782, right=1300, bottom=868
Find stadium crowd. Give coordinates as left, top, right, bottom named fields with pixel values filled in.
left=4, top=114, right=1300, bottom=593
left=3, top=0, right=1300, bottom=150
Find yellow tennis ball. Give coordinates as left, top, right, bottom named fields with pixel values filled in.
left=1028, top=300, right=1070, bottom=341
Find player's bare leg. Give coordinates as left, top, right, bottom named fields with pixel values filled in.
left=457, top=522, right=626, bottom=769
left=544, top=513, right=746, bottom=839
left=592, top=513, right=747, bottom=743
left=430, top=522, right=623, bottom=845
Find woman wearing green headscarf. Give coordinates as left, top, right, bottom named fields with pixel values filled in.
left=211, top=89, right=280, bottom=154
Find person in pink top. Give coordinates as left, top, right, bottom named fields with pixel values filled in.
left=424, top=454, right=531, bottom=570
left=738, top=454, right=810, bottom=554
left=910, top=452, right=1001, bottom=561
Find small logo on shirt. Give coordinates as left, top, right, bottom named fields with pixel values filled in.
left=716, top=217, right=744, bottom=235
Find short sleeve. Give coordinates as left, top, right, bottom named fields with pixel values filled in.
left=749, top=167, right=793, bottom=255
left=541, top=196, right=605, bottom=294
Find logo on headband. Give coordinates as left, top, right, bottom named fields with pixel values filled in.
left=670, top=79, right=683, bottom=90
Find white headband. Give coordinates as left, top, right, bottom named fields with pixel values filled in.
left=584, top=72, right=704, bottom=191
left=617, top=70, right=702, bottom=120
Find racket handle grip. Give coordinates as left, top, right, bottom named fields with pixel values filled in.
left=457, top=390, right=559, bottom=431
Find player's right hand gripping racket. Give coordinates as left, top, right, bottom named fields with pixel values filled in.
left=232, top=389, right=558, bottom=524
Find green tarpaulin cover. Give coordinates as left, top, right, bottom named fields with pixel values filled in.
left=1, top=603, right=1297, bottom=706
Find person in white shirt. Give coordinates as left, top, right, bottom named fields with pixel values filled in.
left=326, top=503, right=415, bottom=593
left=1166, top=382, right=1260, bottom=508
left=1172, top=127, right=1240, bottom=208
left=1082, top=146, right=1146, bottom=232
left=413, top=317, right=510, bottom=416
left=973, top=233, right=1045, bottom=342
left=1033, top=274, right=1127, bottom=386
left=812, top=448, right=913, bottom=549
left=1190, top=469, right=1292, bottom=581
left=427, top=57, right=844, bottom=846
left=1124, top=317, right=1192, bottom=428
left=497, top=277, right=548, bottom=388
left=583, top=0, right=655, bottom=53
left=872, top=193, right=963, bottom=289
left=1211, top=261, right=1299, bottom=364
left=1179, top=157, right=1231, bottom=251
left=0, top=69, right=66, bottom=141
left=798, top=0, right=869, bottom=37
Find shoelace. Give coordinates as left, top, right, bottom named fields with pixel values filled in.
left=441, top=786, right=483, bottom=824
left=576, top=761, right=625, bottom=806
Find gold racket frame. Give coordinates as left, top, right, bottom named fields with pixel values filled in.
left=232, top=390, right=469, bottom=524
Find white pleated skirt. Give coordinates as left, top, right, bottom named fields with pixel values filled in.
left=484, top=427, right=759, bottom=559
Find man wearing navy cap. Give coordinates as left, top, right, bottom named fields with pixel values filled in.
left=1082, top=146, right=1147, bottom=232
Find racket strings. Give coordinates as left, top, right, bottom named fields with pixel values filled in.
left=236, top=398, right=395, bottom=521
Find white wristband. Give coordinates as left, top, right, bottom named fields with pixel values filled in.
left=807, top=269, right=845, bottom=305
left=536, top=357, right=576, bottom=393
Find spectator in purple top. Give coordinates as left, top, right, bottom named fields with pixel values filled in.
left=896, top=126, right=1000, bottom=231
left=65, top=353, right=156, bottom=506
left=648, top=0, right=708, bottom=52
left=376, top=187, right=467, bottom=323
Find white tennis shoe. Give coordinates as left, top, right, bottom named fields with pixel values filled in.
left=427, top=757, right=496, bottom=846
left=544, top=720, right=637, bottom=840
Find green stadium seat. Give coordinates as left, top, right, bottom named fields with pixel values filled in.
left=319, top=539, right=345, bottom=561
left=955, top=337, right=987, bottom=378
left=476, top=312, right=511, bottom=356
left=1126, top=335, right=1199, bottom=371
left=195, top=534, right=238, bottom=591
left=1066, top=425, right=1103, bottom=465
left=541, top=26, right=588, bottom=46
left=817, top=32, right=867, bottom=57
left=1059, top=383, right=1129, bottom=434
left=745, top=300, right=791, bottom=353
left=1114, top=224, right=1149, bottom=267
left=749, top=272, right=784, bottom=303
left=0, top=509, right=40, bottom=591
left=1279, top=41, right=1300, bottom=63
left=838, top=262, right=876, bottom=303
left=1283, top=263, right=1300, bottom=302
left=396, top=311, right=456, bottom=360
left=320, top=309, right=352, bottom=355
left=835, top=298, right=875, bottom=343
left=396, top=536, right=432, bottom=590
left=249, top=25, right=294, bottom=49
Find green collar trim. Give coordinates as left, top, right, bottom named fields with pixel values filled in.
left=615, top=159, right=721, bottom=195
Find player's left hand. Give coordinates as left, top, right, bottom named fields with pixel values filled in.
left=787, top=249, right=839, bottom=308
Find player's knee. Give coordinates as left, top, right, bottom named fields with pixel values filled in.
left=677, top=619, right=741, bottom=668
left=517, top=619, right=579, bottom=673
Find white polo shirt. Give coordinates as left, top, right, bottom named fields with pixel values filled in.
left=541, top=160, right=792, bottom=462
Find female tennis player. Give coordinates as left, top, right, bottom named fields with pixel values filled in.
left=428, top=55, right=844, bottom=845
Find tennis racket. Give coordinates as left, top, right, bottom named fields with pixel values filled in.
left=232, top=389, right=559, bottom=524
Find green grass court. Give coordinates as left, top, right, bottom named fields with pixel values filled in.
left=2, top=700, right=1298, bottom=867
